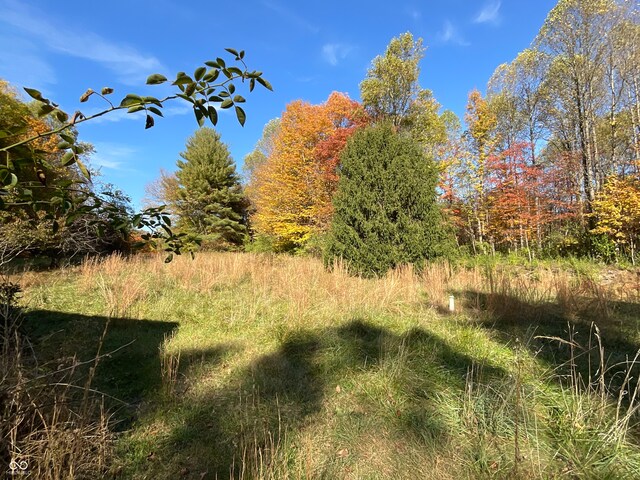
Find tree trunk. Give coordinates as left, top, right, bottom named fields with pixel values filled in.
left=575, top=79, right=596, bottom=227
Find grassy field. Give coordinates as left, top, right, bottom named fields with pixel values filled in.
left=8, top=253, right=640, bottom=479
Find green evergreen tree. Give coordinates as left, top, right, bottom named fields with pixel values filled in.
left=325, top=123, right=451, bottom=277
left=175, top=127, right=247, bottom=247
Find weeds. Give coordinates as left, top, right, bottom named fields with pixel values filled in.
left=1, top=269, right=116, bottom=479
left=10, top=252, right=640, bottom=478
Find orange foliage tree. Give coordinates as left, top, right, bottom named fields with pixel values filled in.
left=485, top=142, right=545, bottom=251
left=251, top=92, right=367, bottom=249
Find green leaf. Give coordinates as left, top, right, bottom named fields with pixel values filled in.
left=61, top=151, right=76, bottom=166
left=55, top=110, right=69, bottom=122
left=228, top=83, right=236, bottom=94
left=202, top=69, right=220, bottom=82
left=216, top=57, right=226, bottom=68
left=142, top=96, right=163, bottom=107
left=146, top=73, right=168, bottom=85
left=145, top=114, right=155, bottom=129
left=233, top=95, right=246, bottom=103
left=59, top=133, right=75, bottom=144
left=24, top=87, right=43, bottom=101
left=127, top=105, right=145, bottom=113
left=164, top=253, right=174, bottom=263
left=148, top=106, right=164, bottom=117
left=161, top=224, right=172, bottom=236
left=239, top=50, right=245, bottom=59
left=173, top=73, right=193, bottom=86
left=184, top=83, right=196, bottom=96
left=256, top=77, right=273, bottom=91
left=227, top=66, right=243, bottom=76
left=204, top=60, right=220, bottom=68
left=120, top=94, right=142, bottom=107
left=225, top=48, right=239, bottom=57
left=195, top=108, right=205, bottom=127
left=207, top=105, right=218, bottom=125
left=76, top=159, right=91, bottom=181
left=101, top=87, right=114, bottom=95
left=57, top=141, right=72, bottom=150
left=249, top=78, right=256, bottom=92
left=235, top=106, right=246, bottom=126
left=162, top=215, right=172, bottom=227
left=194, top=66, right=206, bottom=81
left=220, top=99, right=233, bottom=109
left=37, top=104, right=55, bottom=117
left=71, top=144, right=85, bottom=154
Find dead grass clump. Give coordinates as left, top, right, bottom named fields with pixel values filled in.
left=80, top=254, right=149, bottom=318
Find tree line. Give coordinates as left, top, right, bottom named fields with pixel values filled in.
left=148, top=0, right=640, bottom=273
left=4, top=0, right=637, bottom=274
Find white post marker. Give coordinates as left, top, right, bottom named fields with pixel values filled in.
left=448, top=295, right=455, bottom=312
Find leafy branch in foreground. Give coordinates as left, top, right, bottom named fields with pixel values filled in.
left=0, top=49, right=272, bottom=260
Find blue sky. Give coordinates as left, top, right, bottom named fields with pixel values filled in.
left=0, top=0, right=557, bottom=209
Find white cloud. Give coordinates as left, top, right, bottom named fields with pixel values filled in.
left=90, top=142, right=137, bottom=171
left=0, top=0, right=166, bottom=85
left=405, top=7, right=421, bottom=21
left=261, top=0, right=319, bottom=34
left=474, top=1, right=502, bottom=25
left=438, top=21, right=470, bottom=47
left=321, top=43, right=354, bottom=66
left=0, top=35, right=56, bottom=91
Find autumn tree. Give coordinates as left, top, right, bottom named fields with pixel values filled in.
left=325, top=123, right=451, bottom=277
left=360, top=32, right=424, bottom=127
left=463, top=89, right=498, bottom=251
left=591, top=176, right=640, bottom=263
left=243, top=118, right=281, bottom=185
left=243, top=118, right=281, bottom=220
left=535, top=0, right=627, bottom=220
left=175, top=128, right=247, bottom=248
left=360, top=32, right=451, bottom=159
left=484, top=143, right=548, bottom=254
left=251, top=92, right=367, bottom=250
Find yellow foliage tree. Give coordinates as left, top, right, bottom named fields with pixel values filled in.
left=591, top=176, right=640, bottom=263
left=251, top=92, right=366, bottom=250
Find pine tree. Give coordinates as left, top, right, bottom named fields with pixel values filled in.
left=325, top=123, right=451, bottom=277
left=175, top=127, right=247, bottom=247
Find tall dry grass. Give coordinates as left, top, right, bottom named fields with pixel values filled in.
left=10, top=252, right=640, bottom=478
left=75, top=252, right=640, bottom=330
left=1, top=275, right=114, bottom=479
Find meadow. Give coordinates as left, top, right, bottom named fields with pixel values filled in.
left=5, top=252, right=640, bottom=479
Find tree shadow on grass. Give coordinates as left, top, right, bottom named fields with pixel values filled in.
left=21, top=309, right=185, bottom=426
left=139, top=319, right=509, bottom=479
left=457, top=290, right=640, bottom=395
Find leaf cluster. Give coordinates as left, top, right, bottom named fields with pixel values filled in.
left=0, top=49, right=271, bottom=260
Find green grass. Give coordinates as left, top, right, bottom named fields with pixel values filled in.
left=14, top=253, right=640, bottom=479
